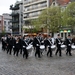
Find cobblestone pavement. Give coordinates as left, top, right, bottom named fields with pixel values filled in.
left=0, top=44, right=75, bottom=75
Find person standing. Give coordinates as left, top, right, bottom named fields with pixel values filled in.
left=14, top=38, right=20, bottom=56
left=22, top=36, right=29, bottom=59
left=19, top=35, right=23, bottom=54
left=34, top=33, right=41, bottom=58
left=65, top=35, right=72, bottom=56
left=6, top=34, right=13, bottom=55
left=55, top=34, right=62, bottom=57
left=46, top=34, right=53, bottom=57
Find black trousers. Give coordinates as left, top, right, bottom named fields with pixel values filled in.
left=35, top=46, right=41, bottom=58
left=19, top=47, right=23, bottom=54
left=55, top=47, right=61, bottom=56
left=13, top=48, right=19, bottom=56
left=7, top=45, right=12, bottom=55
left=66, top=46, right=72, bottom=56
left=2, top=44, right=6, bottom=51
left=47, top=47, right=52, bottom=57
left=23, top=48, right=28, bottom=59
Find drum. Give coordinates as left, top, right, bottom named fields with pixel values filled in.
left=26, top=44, right=33, bottom=50
left=40, top=45, right=45, bottom=50
left=61, top=45, right=66, bottom=50
left=51, top=45, right=56, bottom=50
left=71, top=45, right=75, bottom=50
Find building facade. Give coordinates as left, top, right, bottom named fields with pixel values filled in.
left=10, top=1, right=23, bottom=35
left=3, top=13, right=12, bottom=34
left=0, top=15, right=4, bottom=33
left=23, top=0, right=50, bottom=25
left=23, top=0, right=71, bottom=22
left=23, top=0, right=74, bottom=35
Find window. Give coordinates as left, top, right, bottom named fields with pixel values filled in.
left=8, top=21, right=10, bottom=25
left=4, top=21, right=6, bottom=25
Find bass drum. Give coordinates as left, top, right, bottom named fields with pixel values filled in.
left=51, top=45, right=56, bottom=51
left=61, top=45, right=66, bottom=50
left=71, top=45, right=75, bottom=50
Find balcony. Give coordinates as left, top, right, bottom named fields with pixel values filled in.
left=24, top=0, right=47, bottom=6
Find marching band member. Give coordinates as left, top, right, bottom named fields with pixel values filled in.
left=55, top=34, right=62, bottom=57
left=22, top=36, right=29, bottom=59
left=65, top=34, right=72, bottom=56
left=14, top=38, right=20, bottom=56
left=6, top=34, right=13, bottom=55
left=18, top=35, right=23, bottom=54
left=34, top=33, right=41, bottom=58
left=47, top=34, right=53, bottom=57
left=1, top=36, right=7, bottom=51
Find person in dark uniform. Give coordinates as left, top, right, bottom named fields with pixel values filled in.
left=65, top=34, right=72, bottom=56
left=19, top=35, right=23, bottom=54
left=22, top=36, right=29, bottom=59
left=6, top=34, right=13, bottom=55
left=34, top=33, right=41, bottom=58
left=12, top=36, right=16, bottom=55
left=1, top=36, right=7, bottom=51
left=47, top=34, right=53, bottom=57
left=14, top=38, right=20, bottom=56
left=55, top=34, right=62, bottom=57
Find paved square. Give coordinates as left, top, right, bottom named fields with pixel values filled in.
left=0, top=44, right=75, bottom=75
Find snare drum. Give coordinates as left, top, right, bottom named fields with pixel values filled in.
left=61, top=45, right=66, bottom=50
left=40, top=45, right=45, bottom=50
left=26, top=44, right=33, bottom=50
left=71, top=45, right=75, bottom=50
left=51, top=45, right=56, bottom=50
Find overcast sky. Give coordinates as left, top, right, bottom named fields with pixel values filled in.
left=0, top=0, right=21, bottom=15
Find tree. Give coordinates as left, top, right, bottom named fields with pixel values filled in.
left=36, top=6, right=62, bottom=33
left=63, top=2, right=75, bottom=33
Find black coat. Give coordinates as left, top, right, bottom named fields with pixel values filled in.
left=65, top=38, right=72, bottom=47
left=34, top=37, right=41, bottom=47
left=56, top=38, right=62, bottom=48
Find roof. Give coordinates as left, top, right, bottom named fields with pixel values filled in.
left=57, top=0, right=70, bottom=5
left=50, top=0, right=70, bottom=6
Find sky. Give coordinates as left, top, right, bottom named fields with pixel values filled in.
left=0, top=0, right=21, bottom=15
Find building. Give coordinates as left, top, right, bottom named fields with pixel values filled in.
left=10, top=1, right=23, bottom=35
left=23, top=0, right=50, bottom=26
left=0, top=15, right=4, bottom=33
left=23, top=0, right=74, bottom=36
left=23, top=0, right=71, bottom=32
left=23, top=0, right=71, bottom=22
left=51, top=0, right=75, bottom=38
left=3, top=13, right=12, bottom=34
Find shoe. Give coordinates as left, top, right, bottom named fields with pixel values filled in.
left=59, top=55, right=62, bottom=57
left=69, top=54, right=72, bottom=56
left=50, top=56, right=52, bottom=57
